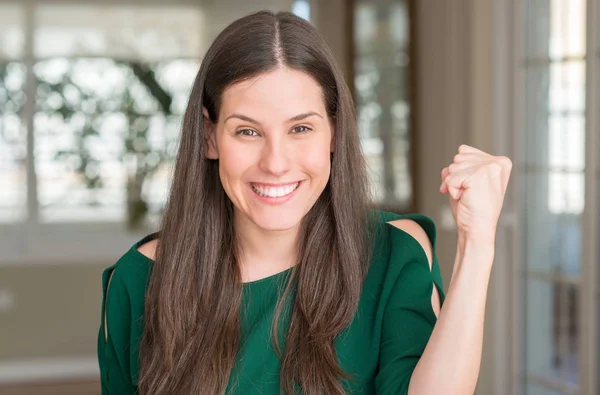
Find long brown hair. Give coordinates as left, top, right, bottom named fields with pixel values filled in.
left=138, top=10, right=373, bottom=395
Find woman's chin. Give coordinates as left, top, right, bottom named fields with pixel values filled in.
left=251, top=213, right=303, bottom=232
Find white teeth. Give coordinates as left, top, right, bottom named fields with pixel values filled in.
left=252, top=182, right=299, bottom=198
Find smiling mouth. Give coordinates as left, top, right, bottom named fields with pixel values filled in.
left=250, top=182, right=301, bottom=198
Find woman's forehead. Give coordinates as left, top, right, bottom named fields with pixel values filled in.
left=219, top=68, right=327, bottom=121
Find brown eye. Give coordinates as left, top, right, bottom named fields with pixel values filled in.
left=236, top=129, right=258, bottom=137
left=292, top=125, right=311, bottom=134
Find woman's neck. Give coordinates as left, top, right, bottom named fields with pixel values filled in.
left=233, top=212, right=300, bottom=283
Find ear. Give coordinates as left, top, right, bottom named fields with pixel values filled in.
left=202, top=106, right=219, bottom=159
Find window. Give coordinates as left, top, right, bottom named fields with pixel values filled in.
left=545, top=0, right=586, bottom=215
left=32, top=5, right=201, bottom=225
left=0, top=2, right=203, bottom=263
left=353, top=0, right=413, bottom=212
left=292, top=0, right=311, bottom=21
left=521, top=0, right=587, bottom=393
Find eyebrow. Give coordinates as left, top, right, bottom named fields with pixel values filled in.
left=224, top=111, right=323, bottom=125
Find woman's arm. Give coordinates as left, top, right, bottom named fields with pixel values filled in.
left=408, top=144, right=512, bottom=395
left=408, top=236, right=493, bottom=395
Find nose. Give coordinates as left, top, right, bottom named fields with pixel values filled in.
left=258, top=136, right=291, bottom=177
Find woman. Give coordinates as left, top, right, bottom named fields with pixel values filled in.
left=98, top=10, right=511, bottom=395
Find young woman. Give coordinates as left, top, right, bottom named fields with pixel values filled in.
left=98, top=10, right=512, bottom=395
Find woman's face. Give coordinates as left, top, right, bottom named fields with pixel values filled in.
left=205, top=67, right=334, bottom=232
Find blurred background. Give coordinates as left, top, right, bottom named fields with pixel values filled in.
left=0, top=0, right=598, bottom=394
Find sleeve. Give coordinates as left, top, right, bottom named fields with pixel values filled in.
left=374, top=223, right=446, bottom=395
left=97, top=263, right=137, bottom=394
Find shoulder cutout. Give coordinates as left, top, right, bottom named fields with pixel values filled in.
left=137, top=238, right=159, bottom=260
left=387, top=219, right=433, bottom=271
left=388, top=219, right=440, bottom=317
left=389, top=219, right=442, bottom=317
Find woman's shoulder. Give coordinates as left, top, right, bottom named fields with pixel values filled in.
left=365, top=211, right=444, bottom=322
left=371, top=210, right=436, bottom=262
left=365, top=210, right=444, bottom=307
left=101, top=232, right=159, bottom=298
left=367, top=210, right=439, bottom=285
left=136, top=237, right=159, bottom=261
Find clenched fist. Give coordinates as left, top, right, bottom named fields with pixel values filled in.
left=440, top=145, right=512, bottom=245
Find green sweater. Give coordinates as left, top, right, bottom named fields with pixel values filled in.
left=97, top=211, right=445, bottom=394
